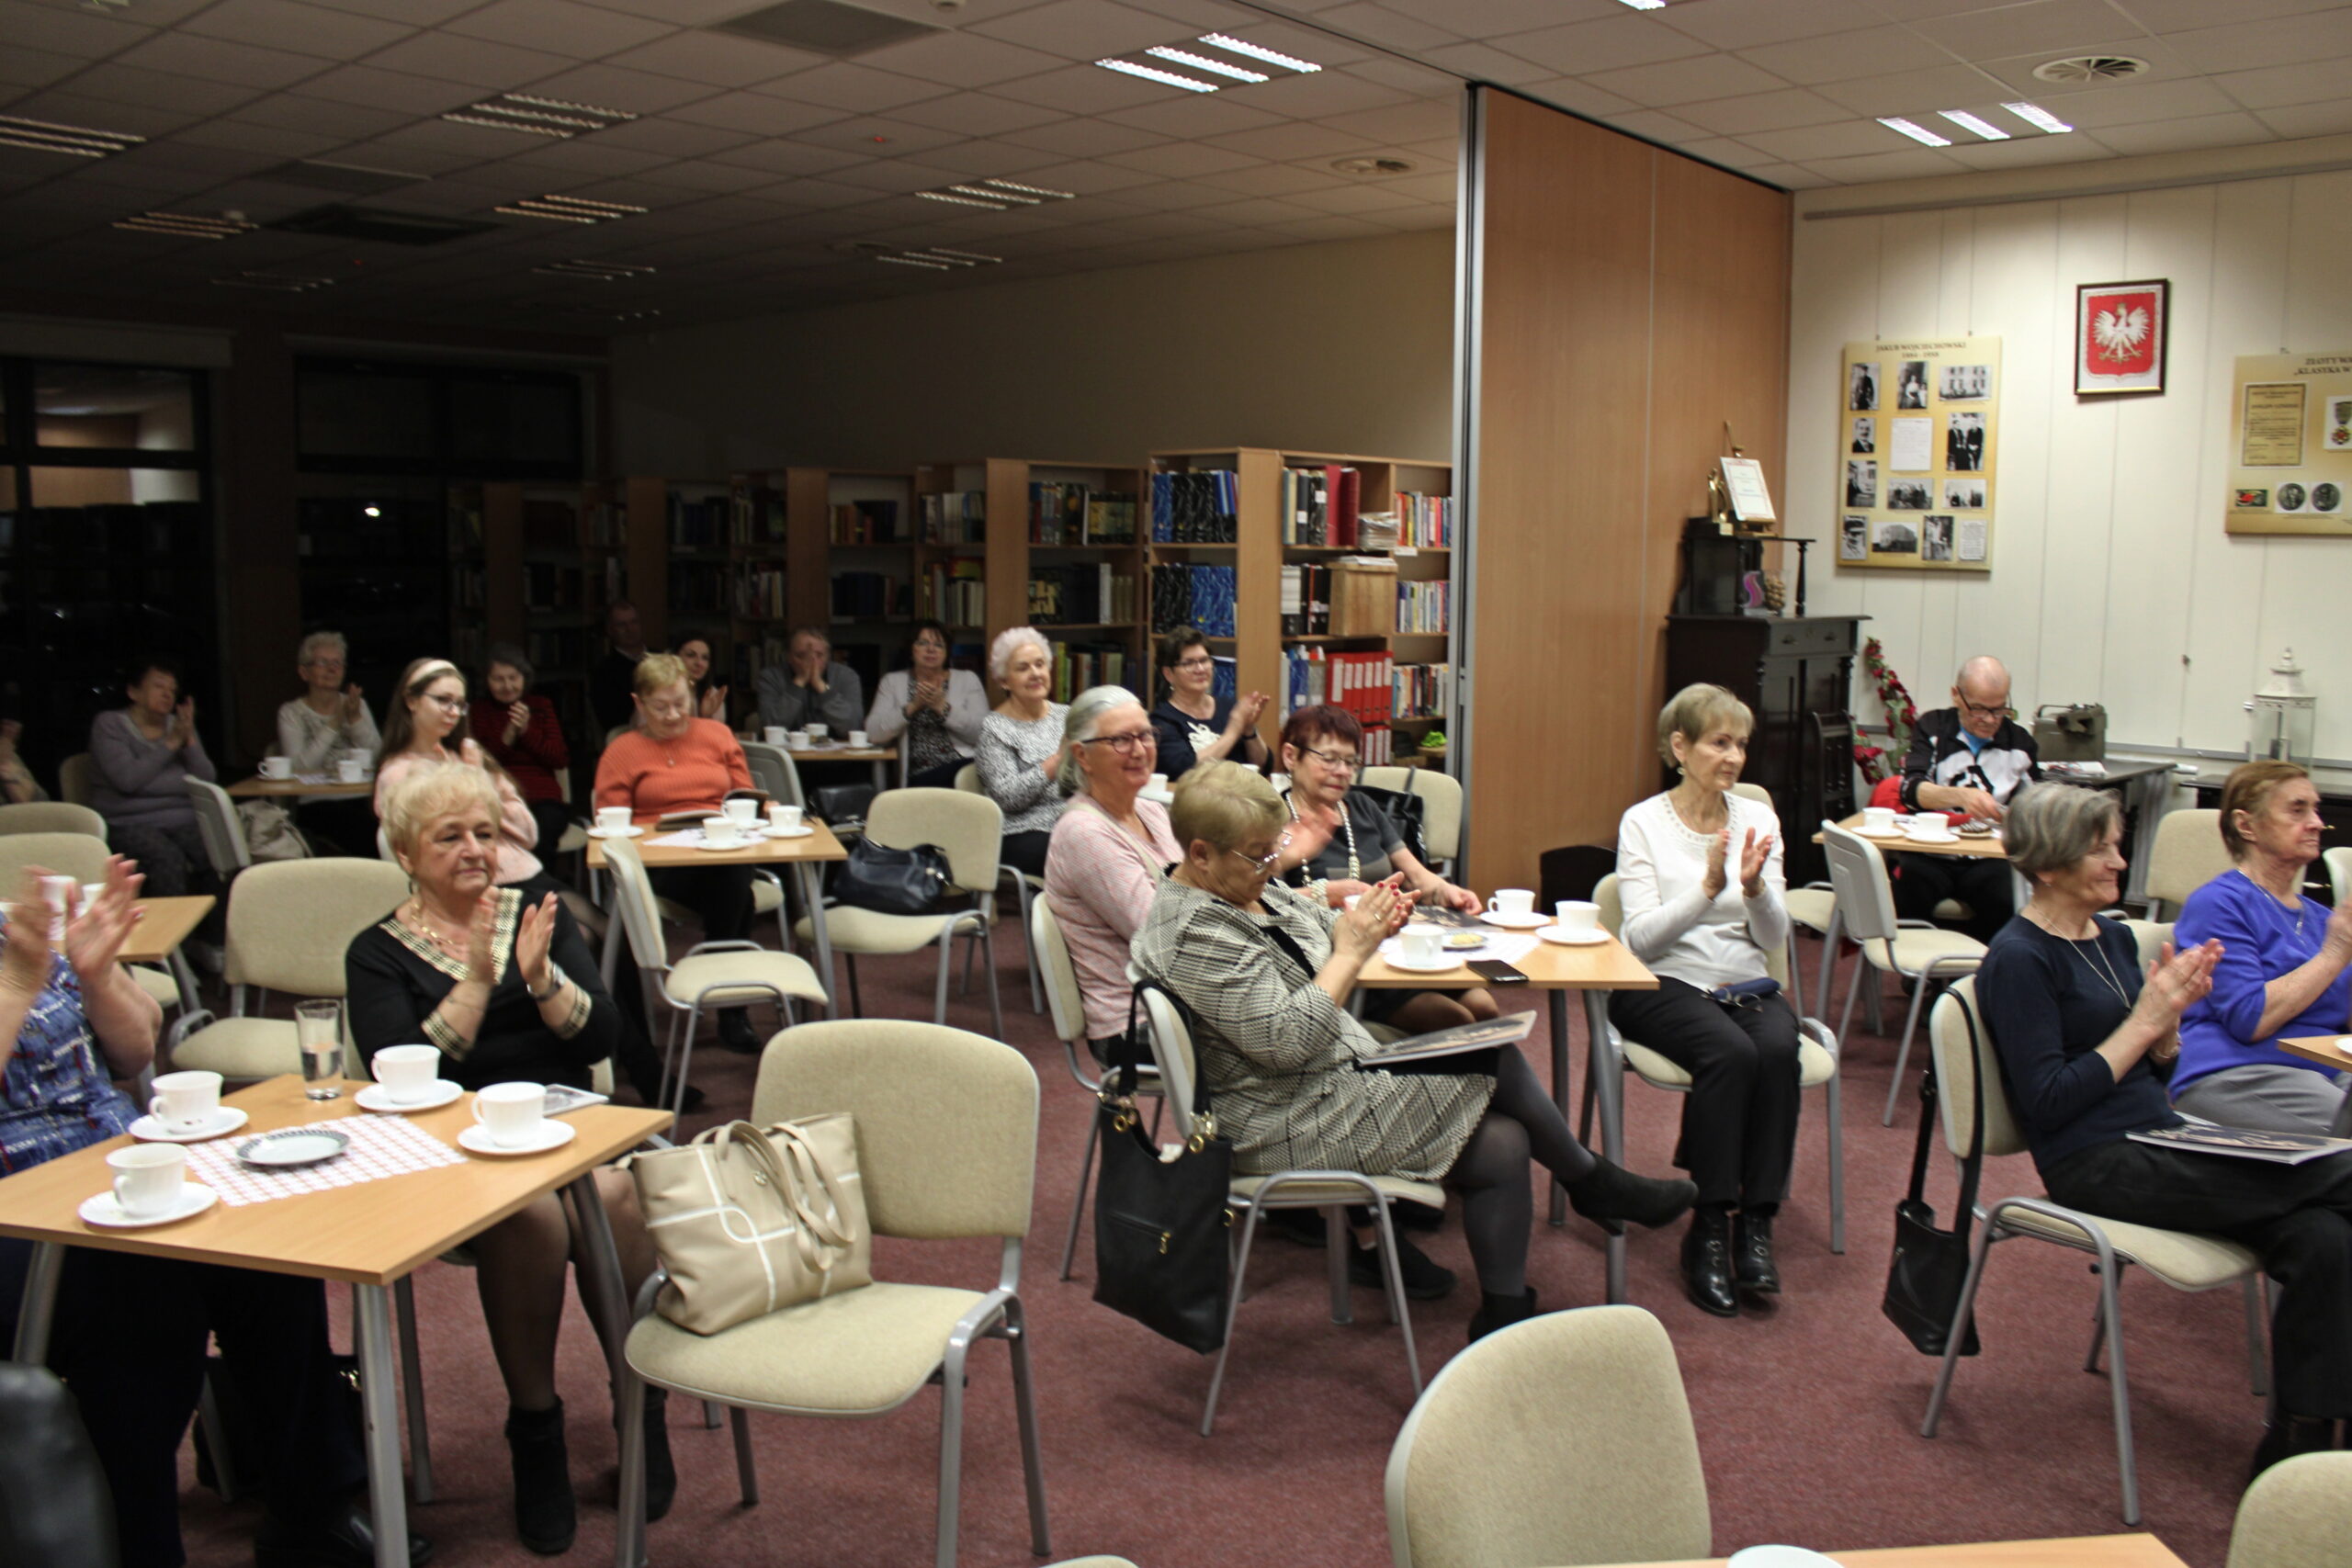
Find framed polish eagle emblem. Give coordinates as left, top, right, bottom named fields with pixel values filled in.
left=2075, top=278, right=2168, bottom=397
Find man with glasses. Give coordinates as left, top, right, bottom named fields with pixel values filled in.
left=1896, top=655, right=2041, bottom=938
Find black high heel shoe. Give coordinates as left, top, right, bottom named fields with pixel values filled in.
left=1564, top=1158, right=1698, bottom=1235
left=504, top=1399, right=575, bottom=1555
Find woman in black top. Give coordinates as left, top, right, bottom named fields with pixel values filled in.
left=1149, top=626, right=1269, bottom=781
left=1976, top=783, right=2352, bottom=1483
left=345, top=761, right=671, bottom=1551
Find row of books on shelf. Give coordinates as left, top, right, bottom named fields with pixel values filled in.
left=922, top=489, right=984, bottom=544
left=1029, top=564, right=1136, bottom=626
left=1393, top=661, right=1452, bottom=722
left=736, top=567, right=786, bottom=619
left=1032, top=482, right=1137, bottom=545
left=525, top=627, right=587, bottom=676
left=1397, top=581, right=1451, bottom=636
left=1281, top=465, right=1363, bottom=547
left=1396, top=491, right=1453, bottom=549
left=587, top=496, right=625, bottom=548
left=924, top=559, right=984, bottom=626
left=733, top=484, right=786, bottom=547
left=1149, top=563, right=1237, bottom=637
left=1149, top=470, right=1239, bottom=543
left=1281, top=649, right=1452, bottom=726
left=1050, top=640, right=1138, bottom=705
left=831, top=570, right=912, bottom=620
left=451, top=563, right=486, bottom=612
left=671, top=491, right=729, bottom=550
left=524, top=561, right=604, bottom=613
left=831, top=499, right=903, bottom=546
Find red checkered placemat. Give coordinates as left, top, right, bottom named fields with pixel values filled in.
left=183, top=1113, right=465, bottom=1207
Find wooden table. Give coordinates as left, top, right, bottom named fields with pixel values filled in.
left=1358, top=931, right=1658, bottom=1303
left=0, top=1075, right=670, bottom=1568
left=1618, top=1533, right=2188, bottom=1568
left=121, top=894, right=214, bottom=1013
left=2278, top=1033, right=2352, bottom=1072
left=586, top=821, right=852, bottom=1013
left=775, top=740, right=898, bottom=791
left=1817, top=813, right=2008, bottom=860
left=227, top=774, right=374, bottom=799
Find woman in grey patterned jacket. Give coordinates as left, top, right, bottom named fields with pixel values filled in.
left=1132, top=762, right=1694, bottom=1340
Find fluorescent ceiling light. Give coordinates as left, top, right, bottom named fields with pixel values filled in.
left=1939, top=109, right=2010, bottom=141
left=1196, top=33, right=1320, bottom=73
left=533, top=259, right=654, bottom=279
left=1146, top=46, right=1266, bottom=83
left=114, top=211, right=255, bottom=239
left=916, top=190, right=1010, bottom=209
left=1879, top=116, right=1952, bottom=147
left=497, top=194, right=648, bottom=223
left=442, top=113, right=571, bottom=138
left=979, top=179, right=1073, bottom=200
left=1095, top=57, right=1218, bottom=92
left=2004, top=101, right=2075, bottom=134
left=444, top=94, right=635, bottom=139
left=876, top=254, right=954, bottom=269
left=1614, top=0, right=1667, bottom=10
left=949, top=182, right=1037, bottom=204
left=0, top=112, right=142, bottom=155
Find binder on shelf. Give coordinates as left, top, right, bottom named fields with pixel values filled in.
left=829, top=499, right=903, bottom=545
left=922, top=489, right=985, bottom=544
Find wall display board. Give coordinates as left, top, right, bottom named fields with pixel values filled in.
left=1834, top=336, right=2000, bottom=573
left=2225, top=353, right=2352, bottom=536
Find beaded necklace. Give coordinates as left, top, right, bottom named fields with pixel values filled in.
left=1285, top=790, right=1357, bottom=881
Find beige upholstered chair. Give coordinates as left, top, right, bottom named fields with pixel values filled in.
left=1385, top=1304, right=1710, bottom=1568
left=615, top=1020, right=1050, bottom=1568
left=1587, top=872, right=1845, bottom=1253
left=1360, top=765, right=1464, bottom=876
left=0, top=831, right=109, bottom=887
left=184, top=777, right=252, bottom=880
left=55, top=753, right=96, bottom=808
left=0, top=802, right=106, bottom=841
left=952, top=762, right=1045, bottom=1013
left=164, top=859, right=410, bottom=1079
left=1032, top=893, right=1161, bottom=1280
left=1919, top=980, right=2268, bottom=1526
left=2229, top=1450, right=2352, bottom=1568
left=2324, top=845, right=2352, bottom=910
left=2144, top=807, right=2231, bottom=920
left=739, top=739, right=806, bottom=811
left=1136, top=980, right=1430, bottom=1436
left=795, top=786, right=1006, bottom=1035
left=603, top=835, right=827, bottom=1117
left=1819, top=819, right=1986, bottom=1123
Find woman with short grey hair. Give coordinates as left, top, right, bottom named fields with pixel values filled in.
left=976, top=626, right=1066, bottom=876
left=1044, top=685, right=1177, bottom=1055
left=276, top=628, right=379, bottom=775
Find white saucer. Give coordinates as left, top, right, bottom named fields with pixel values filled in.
left=1479, top=910, right=1551, bottom=930
left=130, top=1106, right=248, bottom=1144
left=1538, top=926, right=1611, bottom=945
left=694, top=837, right=756, bottom=852
left=1900, top=833, right=1959, bottom=847
left=81, top=1183, right=217, bottom=1229
left=356, top=1079, right=462, bottom=1114
left=761, top=824, right=816, bottom=839
left=587, top=825, right=644, bottom=840
left=1382, top=949, right=1464, bottom=974
left=237, top=1127, right=351, bottom=1168
left=458, top=1120, right=577, bottom=1157
left=1853, top=825, right=1905, bottom=839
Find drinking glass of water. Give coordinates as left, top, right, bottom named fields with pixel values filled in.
left=295, top=1000, right=343, bottom=1100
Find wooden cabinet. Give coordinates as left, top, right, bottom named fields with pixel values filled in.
left=1664, top=615, right=1864, bottom=884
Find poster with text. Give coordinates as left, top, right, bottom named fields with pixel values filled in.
left=2226, top=352, right=2352, bottom=537
left=1836, top=335, right=1999, bottom=572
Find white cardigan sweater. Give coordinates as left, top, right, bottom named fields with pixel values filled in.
left=1614, top=790, right=1789, bottom=991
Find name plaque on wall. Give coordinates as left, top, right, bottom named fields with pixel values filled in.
left=2226, top=352, right=2352, bottom=536
left=1834, top=335, right=1999, bottom=573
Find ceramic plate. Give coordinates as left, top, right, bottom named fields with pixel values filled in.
left=1537, top=926, right=1611, bottom=945
left=356, top=1080, right=462, bottom=1114
left=236, top=1127, right=350, bottom=1168
left=1382, top=950, right=1463, bottom=973
left=458, top=1121, right=578, bottom=1157
left=586, top=825, right=644, bottom=840
left=81, top=1183, right=217, bottom=1230
left=1479, top=910, right=1551, bottom=930
left=130, top=1106, right=248, bottom=1144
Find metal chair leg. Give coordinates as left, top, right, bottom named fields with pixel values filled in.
left=729, top=1405, right=759, bottom=1505
left=197, top=1365, right=240, bottom=1503
left=1058, top=1111, right=1102, bottom=1280
left=2096, top=1257, right=2142, bottom=1524
left=1883, top=971, right=1933, bottom=1125
left=845, top=953, right=864, bottom=1017
left=1921, top=1224, right=1997, bottom=1438
left=1824, top=1071, right=1847, bottom=1254
left=1202, top=1204, right=1265, bottom=1436
left=1369, top=1198, right=1422, bottom=1395
left=1004, top=1297, right=1052, bottom=1557
left=931, top=929, right=956, bottom=1027
left=1322, top=1205, right=1352, bottom=1325
left=979, top=922, right=1005, bottom=1041
left=2244, top=1274, right=2270, bottom=1398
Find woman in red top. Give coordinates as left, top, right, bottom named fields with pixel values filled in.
left=472, top=643, right=571, bottom=859
left=594, top=654, right=762, bottom=1053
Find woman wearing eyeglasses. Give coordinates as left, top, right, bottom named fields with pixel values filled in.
left=1043, top=686, right=1180, bottom=1062
left=1150, top=626, right=1268, bottom=782
left=865, top=619, right=987, bottom=788
left=377, top=658, right=552, bottom=897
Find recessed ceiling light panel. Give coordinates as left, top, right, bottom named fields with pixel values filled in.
left=1938, top=109, right=2010, bottom=141
left=532, top=259, right=655, bottom=279
left=1195, top=34, right=1321, bottom=73
left=442, top=94, right=635, bottom=140
left=496, top=194, right=649, bottom=224
left=1145, top=46, right=1266, bottom=83
left=0, top=112, right=142, bottom=157
left=2004, top=101, right=2075, bottom=134
left=913, top=176, right=1075, bottom=211
left=1096, top=58, right=1219, bottom=93
left=114, top=210, right=256, bottom=239
left=1614, top=0, right=1667, bottom=10
left=1879, top=116, right=1952, bottom=148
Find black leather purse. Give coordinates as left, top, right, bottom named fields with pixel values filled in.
left=1091, top=981, right=1234, bottom=1354
left=831, top=838, right=952, bottom=916
left=1883, top=987, right=1985, bottom=1357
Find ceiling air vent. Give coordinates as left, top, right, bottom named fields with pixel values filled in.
left=266, top=204, right=498, bottom=245
left=708, top=0, right=942, bottom=58
left=1331, top=156, right=1413, bottom=176
left=2032, top=55, right=2148, bottom=85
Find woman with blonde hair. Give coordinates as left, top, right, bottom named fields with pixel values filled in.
left=976, top=626, right=1068, bottom=876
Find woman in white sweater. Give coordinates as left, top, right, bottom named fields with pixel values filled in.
left=1608, top=682, right=1801, bottom=1319
left=865, top=620, right=987, bottom=787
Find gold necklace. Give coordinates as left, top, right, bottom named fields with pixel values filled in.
left=406, top=897, right=473, bottom=963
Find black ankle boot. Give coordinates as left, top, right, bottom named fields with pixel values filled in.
left=1733, top=1211, right=1781, bottom=1295
left=1565, top=1158, right=1698, bottom=1235
left=717, top=1008, right=760, bottom=1054
left=618, top=1385, right=676, bottom=1523
left=2250, top=1411, right=2336, bottom=1483
left=504, top=1400, right=576, bottom=1555
left=1466, top=1286, right=1538, bottom=1343
left=1347, top=1233, right=1455, bottom=1301
left=1681, top=1208, right=1738, bottom=1318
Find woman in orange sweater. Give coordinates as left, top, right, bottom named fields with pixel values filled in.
left=594, top=654, right=762, bottom=1053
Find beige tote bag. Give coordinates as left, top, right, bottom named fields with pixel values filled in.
left=625, top=1114, right=873, bottom=1336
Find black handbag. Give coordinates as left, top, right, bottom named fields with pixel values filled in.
left=1091, top=981, right=1235, bottom=1354
left=1883, top=987, right=1986, bottom=1357
left=831, top=838, right=952, bottom=915
left=810, top=782, right=877, bottom=830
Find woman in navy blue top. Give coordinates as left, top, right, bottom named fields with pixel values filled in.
left=1149, top=626, right=1269, bottom=782
left=1977, top=784, right=2352, bottom=1483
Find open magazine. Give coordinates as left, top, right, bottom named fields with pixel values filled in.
left=2128, top=1122, right=2352, bottom=1166
left=540, top=1084, right=611, bottom=1118
left=1355, top=1010, right=1536, bottom=1069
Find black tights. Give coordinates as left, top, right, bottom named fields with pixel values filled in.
left=1442, top=1045, right=1599, bottom=1297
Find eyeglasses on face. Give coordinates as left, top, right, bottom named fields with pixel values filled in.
left=1226, top=829, right=1294, bottom=874
left=424, top=693, right=467, bottom=713
left=1172, top=657, right=1215, bottom=671
left=1080, top=731, right=1157, bottom=756
left=1300, top=745, right=1358, bottom=773
left=1956, top=697, right=2016, bottom=721
left=642, top=696, right=694, bottom=720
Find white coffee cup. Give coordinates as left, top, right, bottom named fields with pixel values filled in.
left=704, top=816, right=742, bottom=847
left=1400, top=923, right=1443, bottom=964
left=336, top=758, right=368, bottom=784
left=258, top=756, right=292, bottom=780
left=1861, top=805, right=1897, bottom=832
left=805, top=722, right=827, bottom=741
left=595, top=806, right=631, bottom=832
left=148, top=1069, right=222, bottom=1132
left=847, top=729, right=868, bottom=748
left=1148, top=773, right=1169, bottom=793
left=722, top=797, right=759, bottom=828
left=1905, top=814, right=1954, bottom=840
left=40, top=874, right=74, bottom=942
left=473, top=1082, right=548, bottom=1148
left=78, top=883, right=103, bottom=918
left=345, top=747, right=371, bottom=765
left=769, top=804, right=803, bottom=832
left=1555, top=899, right=1600, bottom=937
left=1487, top=888, right=1536, bottom=919
left=109, top=1144, right=187, bottom=1220
left=371, top=1044, right=441, bottom=1106
left=763, top=726, right=788, bottom=745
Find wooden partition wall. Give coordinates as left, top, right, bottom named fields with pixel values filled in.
left=1458, top=88, right=1792, bottom=894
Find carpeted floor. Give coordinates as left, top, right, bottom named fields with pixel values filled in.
left=171, top=929, right=2268, bottom=1568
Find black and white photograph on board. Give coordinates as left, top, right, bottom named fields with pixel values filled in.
left=1871, top=519, right=1918, bottom=555
left=1886, top=478, right=1932, bottom=510
left=1940, top=363, right=1992, bottom=400
left=1849, top=362, right=1879, bottom=412
left=1840, top=513, right=1868, bottom=560
left=1850, top=416, right=1874, bottom=454
left=1921, top=514, right=1954, bottom=562
left=1946, top=412, right=1984, bottom=471
left=1845, top=458, right=1878, bottom=507
left=1896, top=359, right=1928, bottom=409
left=1942, top=479, right=1986, bottom=509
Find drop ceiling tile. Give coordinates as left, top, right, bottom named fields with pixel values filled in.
left=1741, top=118, right=1918, bottom=162
left=1202, top=119, right=1366, bottom=160
left=2124, top=0, right=2346, bottom=29
left=1515, top=76, right=1642, bottom=119
left=642, top=159, right=784, bottom=192
left=1812, top=63, right=2018, bottom=118
left=0, top=88, right=198, bottom=140
left=671, top=92, right=847, bottom=136
left=1940, top=126, right=2124, bottom=165
left=971, top=0, right=1197, bottom=62
left=2087, top=111, right=2276, bottom=154
left=0, top=1, right=155, bottom=60
left=1608, top=108, right=1712, bottom=141
left=332, top=135, right=502, bottom=176
left=752, top=62, right=954, bottom=113
left=749, top=175, right=895, bottom=210
left=1102, top=177, right=1239, bottom=210
left=447, top=0, right=675, bottom=56
left=1747, top=163, right=1829, bottom=189
left=603, top=30, right=820, bottom=86
left=815, top=156, right=974, bottom=194
left=1344, top=57, right=1462, bottom=96
left=175, top=120, right=348, bottom=160
left=288, top=63, right=500, bottom=115
left=886, top=92, right=1070, bottom=136
left=111, top=32, right=334, bottom=90
left=707, top=139, right=868, bottom=176
left=1496, top=15, right=1716, bottom=77
left=42, top=68, right=266, bottom=121
left=1579, top=53, right=1791, bottom=109
left=1238, top=71, right=1414, bottom=120
left=1794, top=147, right=1968, bottom=183
left=521, top=65, right=726, bottom=116
left=1737, top=26, right=1956, bottom=87
left=1310, top=3, right=1460, bottom=48
left=1671, top=136, right=1781, bottom=171
left=1385, top=0, right=1614, bottom=35
left=902, top=137, right=1069, bottom=177
left=1653, top=0, right=1886, bottom=52
left=362, top=32, right=582, bottom=90
left=0, top=46, right=86, bottom=92
left=1366, top=169, right=1453, bottom=202
left=1908, top=0, right=2134, bottom=62
left=1676, top=87, right=1853, bottom=136
left=1415, top=42, right=1558, bottom=88
left=500, top=140, right=677, bottom=176
left=2032, top=77, right=2238, bottom=129
left=581, top=118, right=753, bottom=159
left=989, top=156, right=1160, bottom=194
left=989, top=63, right=1170, bottom=116
left=1284, top=179, right=1430, bottom=213
left=1193, top=161, right=1346, bottom=196
left=854, top=31, right=1068, bottom=88
left=227, top=94, right=413, bottom=139
left=1128, top=0, right=1273, bottom=28
left=2163, top=10, right=2352, bottom=73
left=1101, top=93, right=1287, bottom=137
left=794, top=114, right=968, bottom=154
left=2258, top=98, right=2352, bottom=138
left=1101, top=140, right=1263, bottom=176
left=1262, top=213, right=1390, bottom=242
left=2213, top=57, right=2352, bottom=110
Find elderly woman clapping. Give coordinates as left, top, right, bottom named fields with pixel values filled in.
left=1133, top=762, right=1694, bottom=1341
left=345, top=761, right=671, bottom=1551
left=976, top=626, right=1067, bottom=877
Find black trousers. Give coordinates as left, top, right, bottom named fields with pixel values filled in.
left=524, top=798, right=572, bottom=871
left=2044, top=1139, right=2352, bottom=1418
left=0, top=1241, right=366, bottom=1568
left=1893, top=851, right=2014, bottom=942
left=1608, top=978, right=1802, bottom=1210
left=1001, top=829, right=1051, bottom=878
left=908, top=757, right=970, bottom=789
left=649, top=863, right=755, bottom=943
